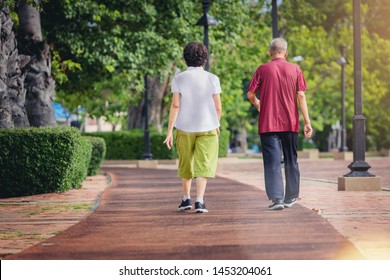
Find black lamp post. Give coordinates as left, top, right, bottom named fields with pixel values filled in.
left=345, top=0, right=373, bottom=177
left=196, top=0, right=217, bottom=71
left=338, top=45, right=348, bottom=152
left=272, top=0, right=278, bottom=38
left=142, top=75, right=152, bottom=160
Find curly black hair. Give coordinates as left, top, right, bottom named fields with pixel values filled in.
left=183, top=41, right=208, bottom=67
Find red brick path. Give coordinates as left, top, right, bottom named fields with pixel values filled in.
left=5, top=168, right=363, bottom=260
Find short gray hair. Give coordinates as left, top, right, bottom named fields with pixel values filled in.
left=269, top=38, right=288, bottom=54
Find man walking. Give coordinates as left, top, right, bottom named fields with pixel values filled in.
left=247, top=38, right=313, bottom=210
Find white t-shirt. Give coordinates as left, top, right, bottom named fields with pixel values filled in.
left=171, top=66, right=222, bottom=132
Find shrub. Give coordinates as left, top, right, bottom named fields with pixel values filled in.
left=150, top=133, right=178, bottom=159
left=85, top=136, right=106, bottom=176
left=298, top=133, right=317, bottom=151
left=219, top=130, right=230, bottom=157
left=85, top=131, right=177, bottom=160
left=68, top=136, right=92, bottom=190
left=0, top=127, right=92, bottom=198
left=85, top=129, right=230, bottom=160
left=85, top=131, right=144, bottom=159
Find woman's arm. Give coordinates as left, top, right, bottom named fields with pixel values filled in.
left=213, top=93, right=222, bottom=135
left=163, top=92, right=181, bottom=149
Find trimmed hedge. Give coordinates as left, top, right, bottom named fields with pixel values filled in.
left=298, top=133, right=317, bottom=151
left=85, top=129, right=230, bottom=160
left=85, top=131, right=178, bottom=159
left=218, top=130, right=230, bottom=157
left=85, top=136, right=106, bottom=176
left=0, top=127, right=92, bottom=198
left=85, top=131, right=156, bottom=160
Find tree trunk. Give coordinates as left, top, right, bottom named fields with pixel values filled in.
left=148, top=75, right=170, bottom=133
left=0, top=7, right=30, bottom=128
left=126, top=75, right=170, bottom=132
left=126, top=98, right=144, bottom=130
left=18, top=0, right=56, bottom=127
left=238, top=126, right=248, bottom=153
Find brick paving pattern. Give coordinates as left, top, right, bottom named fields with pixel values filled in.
left=1, top=156, right=389, bottom=260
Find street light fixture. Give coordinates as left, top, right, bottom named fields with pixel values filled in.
left=338, top=45, right=348, bottom=152
left=196, top=0, right=217, bottom=71
left=272, top=0, right=278, bottom=38
left=142, top=75, right=152, bottom=160
left=345, top=0, right=373, bottom=177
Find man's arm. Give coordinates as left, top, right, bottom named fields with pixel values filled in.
left=247, top=91, right=260, bottom=112
left=163, top=92, right=181, bottom=149
left=297, top=90, right=313, bottom=139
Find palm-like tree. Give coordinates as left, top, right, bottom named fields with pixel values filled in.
left=0, top=6, right=30, bottom=128
left=18, top=0, right=56, bottom=127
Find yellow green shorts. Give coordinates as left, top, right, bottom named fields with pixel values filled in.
left=175, top=129, right=219, bottom=179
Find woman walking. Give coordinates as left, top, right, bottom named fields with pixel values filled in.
left=163, top=41, right=222, bottom=213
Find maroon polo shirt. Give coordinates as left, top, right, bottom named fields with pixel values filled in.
left=248, top=57, right=308, bottom=134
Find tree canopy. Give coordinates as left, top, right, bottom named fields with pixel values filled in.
left=5, top=0, right=389, bottom=150
left=40, top=0, right=253, bottom=130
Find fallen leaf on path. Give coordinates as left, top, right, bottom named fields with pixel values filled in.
left=311, top=208, right=323, bottom=215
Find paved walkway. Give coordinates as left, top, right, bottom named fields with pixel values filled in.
left=1, top=156, right=389, bottom=260
left=217, top=156, right=390, bottom=259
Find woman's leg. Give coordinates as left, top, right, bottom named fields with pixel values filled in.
left=195, top=177, right=207, bottom=201
left=175, top=129, right=196, bottom=210
left=182, top=178, right=192, bottom=198
left=193, top=130, right=218, bottom=212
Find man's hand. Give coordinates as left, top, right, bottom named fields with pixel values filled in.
left=247, top=91, right=260, bottom=112
left=304, top=123, right=313, bottom=139
left=254, top=99, right=260, bottom=112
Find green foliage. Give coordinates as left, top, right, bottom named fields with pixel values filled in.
left=51, top=50, right=82, bottom=85
left=218, top=130, right=230, bottom=158
left=70, top=136, right=92, bottom=190
left=1, top=0, right=47, bottom=10
left=84, top=131, right=145, bottom=160
left=28, top=0, right=390, bottom=151
left=85, top=136, right=106, bottom=176
left=293, top=0, right=390, bottom=39
left=84, top=130, right=177, bottom=160
left=0, top=127, right=92, bottom=198
left=1, top=0, right=14, bottom=8
left=298, top=133, right=318, bottom=151
left=270, top=0, right=390, bottom=150
left=150, top=133, right=178, bottom=160
left=40, top=0, right=258, bottom=134
left=85, top=129, right=230, bottom=160
left=40, top=0, right=199, bottom=117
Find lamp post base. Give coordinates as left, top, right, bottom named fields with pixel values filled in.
left=345, top=161, right=374, bottom=177
left=137, top=160, right=158, bottom=169
left=338, top=176, right=382, bottom=191
left=142, top=153, right=153, bottom=160
left=339, top=146, right=348, bottom=152
left=334, top=151, right=353, bottom=161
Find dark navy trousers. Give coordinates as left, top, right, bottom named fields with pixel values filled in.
left=260, top=132, right=300, bottom=201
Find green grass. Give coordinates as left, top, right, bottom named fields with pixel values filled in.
left=0, top=230, right=45, bottom=240
left=27, top=203, right=93, bottom=216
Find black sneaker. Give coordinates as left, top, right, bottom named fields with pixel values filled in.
left=177, top=199, right=192, bottom=211
left=283, top=198, right=298, bottom=208
left=194, top=201, right=208, bottom=213
left=268, top=199, right=284, bottom=210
